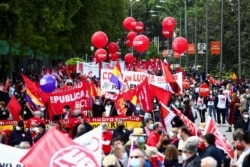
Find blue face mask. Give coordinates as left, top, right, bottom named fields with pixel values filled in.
left=122, top=152, right=128, bottom=160
left=129, top=158, right=141, bottom=167
left=149, top=123, right=154, bottom=130
left=138, top=136, right=145, bottom=144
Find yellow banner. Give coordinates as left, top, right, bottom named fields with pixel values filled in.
left=0, top=116, right=142, bottom=131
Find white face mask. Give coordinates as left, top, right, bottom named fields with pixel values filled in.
left=136, top=107, right=140, bottom=110
left=177, top=134, right=182, bottom=140
left=182, top=152, right=188, bottom=161
left=16, top=126, right=21, bottom=131
left=243, top=114, right=249, bottom=119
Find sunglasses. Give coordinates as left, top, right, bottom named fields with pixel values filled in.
left=130, top=155, right=143, bottom=159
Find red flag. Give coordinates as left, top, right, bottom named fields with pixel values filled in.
left=7, top=96, right=21, bottom=120
left=20, top=128, right=99, bottom=166
left=171, top=104, right=198, bottom=136
left=160, top=102, right=176, bottom=131
left=137, top=78, right=153, bottom=112
left=149, top=84, right=171, bottom=105
left=161, top=61, right=180, bottom=94
left=204, top=117, right=235, bottom=159
left=21, top=74, right=49, bottom=104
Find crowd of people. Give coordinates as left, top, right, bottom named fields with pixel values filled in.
left=0, top=67, right=250, bottom=167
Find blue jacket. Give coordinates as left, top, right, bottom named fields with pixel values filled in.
left=200, top=144, right=224, bottom=167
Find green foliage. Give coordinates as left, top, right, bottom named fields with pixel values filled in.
left=145, top=42, right=161, bottom=59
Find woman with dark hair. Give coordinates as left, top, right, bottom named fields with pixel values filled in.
left=152, top=97, right=160, bottom=122
left=226, top=93, right=240, bottom=132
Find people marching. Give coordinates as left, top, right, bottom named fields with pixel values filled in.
left=0, top=65, right=250, bottom=167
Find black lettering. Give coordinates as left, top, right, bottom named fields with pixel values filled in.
left=0, top=163, right=12, bottom=167
left=110, top=122, right=116, bottom=129
left=16, top=165, right=23, bottom=167
left=111, top=85, right=117, bottom=89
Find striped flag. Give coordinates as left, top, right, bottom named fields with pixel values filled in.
left=110, top=61, right=123, bottom=90
left=160, top=102, right=176, bottom=130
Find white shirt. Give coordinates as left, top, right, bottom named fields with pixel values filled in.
left=217, top=94, right=227, bottom=109
left=236, top=147, right=250, bottom=167
left=105, top=105, right=112, bottom=117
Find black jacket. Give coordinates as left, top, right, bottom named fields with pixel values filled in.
left=234, top=118, right=250, bottom=132
left=33, top=130, right=46, bottom=143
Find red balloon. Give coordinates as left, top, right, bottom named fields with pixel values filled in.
left=107, top=42, right=118, bottom=53
left=162, top=28, right=173, bottom=39
left=127, top=31, right=137, bottom=41
left=95, top=48, right=107, bottom=62
left=133, top=35, right=150, bottom=53
left=123, top=17, right=136, bottom=31
left=162, top=17, right=176, bottom=31
left=124, top=53, right=134, bottom=64
left=125, top=40, right=133, bottom=48
left=109, top=52, right=119, bottom=61
left=134, top=21, right=144, bottom=33
left=91, top=31, right=108, bottom=48
left=172, top=37, right=188, bottom=54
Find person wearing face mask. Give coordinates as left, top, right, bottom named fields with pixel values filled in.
left=152, top=97, right=160, bottom=122
left=133, top=103, right=145, bottom=124
left=102, top=123, right=113, bottom=155
left=147, top=122, right=168, bottom=149
left=143, top=118, right=154, bottom=137
left=104, top=100, right=113, bottom=117
left=33, top=123, right=46, bottom=143
left=112, top=118, right=131, bottom=144
left=181, top=136, right=201, bottom=167
left=234, top=109, right=250, bottom=132
left=200, top=133, right=224, bottom=167
left=62, top=105, right=71, bottom=119
left=8, top=121, right=33, bottom=147
left=125, top=128, right=147, bottom=150
left=177, top=126, right=191, bottom=164
left=0, top=101, right=10, bottom=120
left=92, top=99, right=106, bottom=117
left=112, top=145, right=128, bottom=167
left=236, top=132, right=250, bottom=167
left=128, top=148, right=145, bottom=167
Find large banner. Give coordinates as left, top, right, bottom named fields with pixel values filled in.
left=0, top=144, right=27, bottom=167
left=100, top=69, right=168, bottom=93
left=48, top=80, right=92, bottom=115
left=76, top=62, right=99, bottom=78
left=0, top=116, right=142, bottom=131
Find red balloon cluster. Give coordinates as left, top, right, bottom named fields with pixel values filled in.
left=172, top=37, right=188, bottom=54
left=161, top=17, right=176, bottom=39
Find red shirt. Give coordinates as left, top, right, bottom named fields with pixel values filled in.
left=102, top=130, right=113, bottom=154
left=146, top=131, right=160, bottom=147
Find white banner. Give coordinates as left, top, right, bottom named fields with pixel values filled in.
left=0, top=144, right=28, bottom=167
left=100, top=69, right=168, bottom=93
left=76, top=62, right=99, bottom=78
left=73, top=126, right=102, bottom=167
